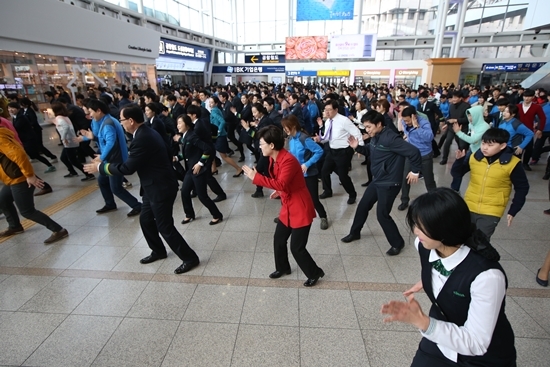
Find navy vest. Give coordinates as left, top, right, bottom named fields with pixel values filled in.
left=418, top=244, right=516, bottom=366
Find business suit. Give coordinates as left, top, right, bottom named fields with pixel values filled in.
left=24, top=108, right=56, bottom=160
left=240, top=104, right=253, bottom=123
left=170, top=103, right=185, bottom=121
left=222, top=100, right=243, bottom=157
left=100, top=124, right=198, bottom=264
left=178, top=130, right=222, bottom=220
left=418, top=101, right=442, bottom=156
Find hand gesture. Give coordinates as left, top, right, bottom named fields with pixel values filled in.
left=92, top=154, right=102, bottom=163
left=230, top=106, right=237, bottom=114
left=514, top=146, right=523, bottom=155
left=192, top=163, right=201, bottom=175
left=348, top=136, right=359, bottom=149
left=242, top=165, right=256, bottom=180
left=535, top=130, right=543, bottom=139
left=270, top=191, right=280, bottom=199
left=83, top=162, right=99, bottom=174
left=26, top=175, right=44, bottom=189
left=406, top=172, right=419, bottom=185
left=173, top=134, right=181, bottom=142
left=455, top=149, right=466, bottom=159
left=301, top=164, right=308, bottom=174
left=507, top=214, right=514, bottom=227
left=412, top=115, right=419, bottom=129
left=316, top=116, right=324, bottom=127
left=403, top=280, right=423, bottom=297
left=313, top=134, right=321, bottom=143
left=241, top=120, right=249, bottom=129
left=441, top=124, right=448, bottom=131
left=381, top=295, right=430, bottom=331
left=452, top=122, right=460, bottom=133
left=74, top=136, right=84, bottom=143
left=80, top=129, right=94, bottom=140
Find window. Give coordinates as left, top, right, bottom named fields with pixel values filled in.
left=419, top=11, right=426, bottom=20
left=408, top=10, right=416, bottom=20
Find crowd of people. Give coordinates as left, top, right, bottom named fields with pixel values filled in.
left=1, top=79, right=549, bottom=365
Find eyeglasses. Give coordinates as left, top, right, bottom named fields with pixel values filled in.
left=119, top=118, right=128, bottom=122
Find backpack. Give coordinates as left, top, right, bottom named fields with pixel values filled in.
left=298, top=132, right=319, bottom=176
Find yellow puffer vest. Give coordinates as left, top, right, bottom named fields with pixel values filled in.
left=464, top=152, right=520, bottom=217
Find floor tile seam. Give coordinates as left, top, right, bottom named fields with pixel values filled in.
left=507, top=296, right=550, bottom=336
left=87, top=313, right=125, bottom=367
left=229, top=273, right=252, bottom=366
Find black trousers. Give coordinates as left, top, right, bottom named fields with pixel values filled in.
left=226, top=120, right=243, bottom=155
left=532, top=131, right=550, bottom=161
left=522, top=138, right=534, bottom=165
left=349, top=184, right=404, bottom=249
left=24, top=145, right=52, bottom=167
left=441, top=128, right=469, bottom=161
left=181, top=170, right=222, bottom=219
left=60, top=147, right=85, bottom=174
left=36, top=130, right=56, bottom=159
left=321, top=146, right=356, bottom=196
left=273, top=221, right=322, bottom=279
left=255, top=155, right=270, bottom=192
left=140, top=188, right=199, bottom=263
left=305, top=175, right=327, bottom=218
left=79, top=140, right=97, bottom=160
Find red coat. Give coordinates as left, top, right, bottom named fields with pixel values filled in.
left=253, top=148, right=315, bottom=228
left=516, top=103, right=546, bottom=131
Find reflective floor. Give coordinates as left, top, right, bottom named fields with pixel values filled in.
left=0, top=126, right=549, bottom=367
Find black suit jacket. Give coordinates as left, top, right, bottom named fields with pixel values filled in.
left=194, top=118, right=213, bottom=143
left=418, top=101, right=442, bottom=128
left=148, top=115, right=170, bottom=146
left=240, top=104, right=253, bottom=122
left=222, top=101, right=237, bottom=125
left=171, top=103, right=185, bottom=120
left=232, top=96, right=243, bottom=113
left=23, top=108, right=42, bottom=134
left=13, top=111, right=36, bottom=146
left=178, top=130, right=215, bottom=176
left=100, top=124, right=177, bottom=201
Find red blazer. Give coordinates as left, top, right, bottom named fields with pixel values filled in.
left=516, top=103, right=546, bottom=131
left=253, top=148, right=315, bottom=228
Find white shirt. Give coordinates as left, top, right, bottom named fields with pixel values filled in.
left=320, top=113, right=364, bottom=149
left=522, top=103, right=531, bottom=114
left=414, top=238, right=506, bottom=363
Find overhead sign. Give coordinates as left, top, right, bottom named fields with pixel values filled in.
left=285, top=36, right=328, bottom=60
left=245, top=54, right=285, bottom=64
left=395, top=69, right=423, bottom=76
left=287, top=70, right=317, bottom=77
left=329, top=34, right=377, bottom=59
left=296, top=0, right=354, bottom=21
left=483, top=62, right=545, bottom=72
left=355, top=69, right=391, bottom=77
left=155, top=57, right=205, bottom=72
left=317, top=70, right=350, bottom=77
left=212, top=66, right=286, bottom=74
left=159, top=38, right=211, bottom=62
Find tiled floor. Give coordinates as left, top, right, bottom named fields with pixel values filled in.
left=0, top=126, right=549, bottom=366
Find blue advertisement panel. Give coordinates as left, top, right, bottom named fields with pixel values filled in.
left=286, top=70, right=317, bottom=77
left=483, top=62, right=545, bottom=72
left=159, top=38, right=211, bottom=62
left=296, top=0, right=354, bottom=21
left=212, top=66, right=286, bottom=74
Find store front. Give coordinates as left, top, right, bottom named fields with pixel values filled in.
left=316, top=70, right=350, bottom=85
left=354, top=69, right=391, bottom=86
left=394, top=69, right=423, bottom=88
left=476, top=62, right=546, bottom=86
left=286, top=70, right=317, bottom=84
left=211, top=65, right=286, bottom=85
left=156, top=38, right=211, bottom=88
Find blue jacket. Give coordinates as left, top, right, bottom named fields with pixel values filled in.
left=288, top=131, right=323, bottom=177
left=542, top=103, right=550, bottom=132
left=439, top=101, right=450, bottom=119
left=401, top=114, right=434, bottom=156
left=406, top=97, right=420, bottom=109
left=84, top=115, right=128, bottom=163
left=498, top=118, right=534, bottom=149
left=209, top=107, right=227, bottom=137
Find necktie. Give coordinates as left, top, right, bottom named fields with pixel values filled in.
left=322, top=119, right=333, bottom=141
left=431, top=259, right=453, bottom=277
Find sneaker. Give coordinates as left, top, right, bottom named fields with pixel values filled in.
left=44, top=228, right=69, bottom=244
left=64, top=173, right=78, bottom=178
left=0, top=226, right=25, bottom=237
left=44, top=166, right=56, bottom=173
left=122, top=182, right=132, bottom=188
left=320, top=218, right=329, bottom=230
left=81, top=175, right=95, bottom=181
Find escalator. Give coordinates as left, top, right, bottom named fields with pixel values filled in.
left=521, top=61, right=550, bottom=90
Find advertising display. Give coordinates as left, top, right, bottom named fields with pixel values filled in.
left=296, top=0, right=354, bottom=21
left=354, top=69, right=390, bottom=84
left=329, top=34, right=377, bottom=59
left=155, top=58, right=205, bottom=72
left=285, top=36, right=328, bottom=60
left=159, top=38, right=211, bottom=62
left=212, top=66, right=285, bottom=74
left=317, top=70, right=350, bottom=76
left=482, top=62, right=545, bottom=72
left=286, top=70, right=318, bottom=77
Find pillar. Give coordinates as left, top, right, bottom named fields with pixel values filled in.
left=425, top=58, right=467, bottom=85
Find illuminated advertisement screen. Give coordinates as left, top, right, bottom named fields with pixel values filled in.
left=285, top=36, right=328, bottom=60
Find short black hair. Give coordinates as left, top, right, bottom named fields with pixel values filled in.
left=419, top=91, right=429, bottom=99
left=506, top=104, right=518, bottom=116
left=452, top=90, right=464, bottom=98
left=167, top=94, right=177, bottom=102
left=86, top=99, right=109, bottom=114
left=362, top=110, right=385, bottom=125
left=121, top=105, right=145, bottom=123
left=186, top=104, right=201, bottom=118
left=324, top=99, right=339, bottom=110
left=252, top=102, right=267, bottom=115
left=264, top=96, right=275, bottom=107
left=57, top=96, right=70, bottom=104
left=401, top=106, right=417, bottom=117
left=257, top=125, right=284, bottom=150
left=495, top=98, right=510, bottom=106
left=7, top=101, right=21, bottom=109
left=178, top=114, right=194, bottom=131
left=481, top=127, right=510, bottom=144
left=523, top=89, right=535, bottom=97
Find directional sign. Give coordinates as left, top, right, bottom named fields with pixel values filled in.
left=244, top=54, right=285, bottom=64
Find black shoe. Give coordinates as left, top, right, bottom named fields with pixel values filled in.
left=544, top=209, right=550, bottom=216
left=209, top=216, right=223, bottom=225
left=64, top=172, right=78, bottom=178
left=273, top=217, right=279, bottom=223
left=347, top=195, right=356, bottom=205
left=34, top=186, right=53, bottom=196
left=398, top=203, right=409, bottom=211
left=543, top=173, right=550, bottom=180
left=361, top=160, right=368, bottom=166
left=523, top=164, right=532, bottom=171
left=233, top=170, right=244, bottom=177
left=251, top=191, right=264, bottom=198
left=433, top=152, right=441, bottom=158
left=212, top=170, right=219, bottom=175
left=269, top=269, right=291, bottom=279
left=536, top=268, right=548, bottom=287
left=181, top=217, right=195, bottom=224
left=319, top=191, right=333, bottom=199
left=439, top=159, right=447, bottom=165
left=81, top=174, right=95, bottom=181
left=386, top=247, right=402, bottom=256
left=304, top=270, right=325, bottom=287
left=127, top=207, right=141, bottom=217
left=341, top=233, right=360, bottom=243
left=96, top=206, right=117, bottom=214
left=227, top=150, right=235, bottom=157
left=190, top=191, right=197, bottom=198
left=0, top=226, right=25, bottom=237
left=361, top=181, right=371, bottom=187
left=213, top=194, right=227, bottom=203
left=140, top=254, right=167, bottom=264
left=174, top=260, right=200, bottom=274
left=238, top=156, right=245, bottom=162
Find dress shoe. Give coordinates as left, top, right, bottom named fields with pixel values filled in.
left=44, top=166, right=56, bottom=173
left=269, top=269, right=291, bottom=279
left=190, top=191, right=197, bottom=198
left=439, top=159, right=447, bottom=165
left=361, top=181, right=371, bottom=187
left=227, top=150, right=235, bottom=157
left=209, top=216, right=223, bottom=225
left=319, top=191, right=333, bottom=199
left=43, top=228, right=69, bottom=244
left=536, top=268, right=548, bottom=287
left=530, top=159, right=538, bottom=165
left=96, top=206, right=117, bottom=214
left=543, top=173, right=550, bottom=180
left=181, top=217, right=195, bottom=224
left=320, top=218, right=329, bottom=230
left=361, top=160, right=368, bottom=166
left=304, top=269, right=325, bottom=287
left=34, top=186, right=53, bottom=196
left=212, top=170, right=219, bottom=175
left=273, top=217, right=279, bottom=223
left=213, top=194, right=227, bottom=202
left=544, top=209, right=550, bottom=216
left=386, top=247, right=402, bottom=256
left=523, top=164, right=532, bottom=171
left=127, top=207, right=141, bottom=217
left=347, top=195, right=356, bottom=205
left=140, top=254, right=167, bottom=264
left=341, top=233, right=360, bottom=243
left=174, top=260, right=200, bottom=274
left=398, top=202, right=409, bottom=211
left=0, top=226, right=25, bottom=237
left=64, top=172, right=78, bottom=178
left=433, top=152, right=441, bottom=158
left=233, top=170, right=244, bottom=177
left=81, top=174, right=96, bottom=181
left=238, top=156, right=245, bottom=162
left=251, top=191, right=264, bottom=198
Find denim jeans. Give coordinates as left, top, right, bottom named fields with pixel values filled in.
left=98, top=174, right=141, bottom=209
left=0, top=181, right=62, bottom=232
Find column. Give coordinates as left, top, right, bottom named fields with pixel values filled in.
left=432, top=0, right=450, bottom=58
left=451, top=0, right=468, bottom=58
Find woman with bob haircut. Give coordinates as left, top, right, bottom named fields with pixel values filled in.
left=243, top=125, right=325, bottom=287
left=381, top=187, right=516, bottom=367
